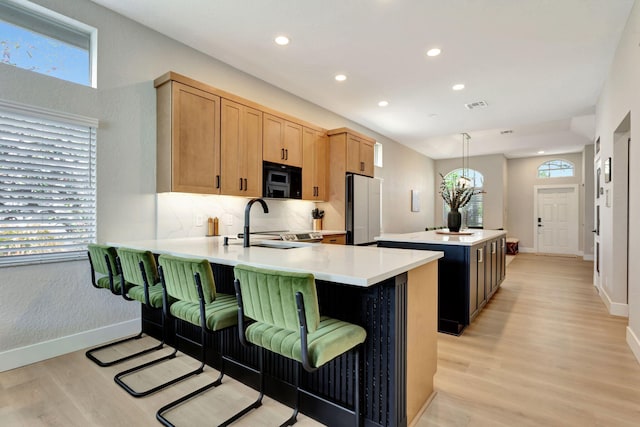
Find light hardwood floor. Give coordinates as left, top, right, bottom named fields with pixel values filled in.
left=1, top=254, right=639, bottom=426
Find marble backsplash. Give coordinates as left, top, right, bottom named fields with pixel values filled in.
left=156, top=193, right=318, bottom=239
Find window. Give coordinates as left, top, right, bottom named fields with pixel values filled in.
left=374, top=142, right=383, bottom=167
left=0, top=0, right=96, bottom=87
left=443, top=168, right=484, bottom=228
left=0, top=100, right=97, bottom=266
left=537, top=159, right=574, bottom=178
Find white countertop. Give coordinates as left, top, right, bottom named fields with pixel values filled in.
left=376, top=229, right=507, bottom=246
left=108, top=237, right=442, bottom=287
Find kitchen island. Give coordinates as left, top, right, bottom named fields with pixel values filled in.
left=376, top=230, right=507, bottom=335
left=110, top=237, right=442, bottom=427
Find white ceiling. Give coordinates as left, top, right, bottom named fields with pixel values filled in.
left=90, top=0, right=635, bottom=159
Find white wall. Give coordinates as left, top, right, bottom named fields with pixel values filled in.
left=0, top=0, right=435, bottom=369
left=594, top=0, right=640, bottom=362
left=506, top=152, right=585, bottom=252
left=434, top=154, right=507, bottom=230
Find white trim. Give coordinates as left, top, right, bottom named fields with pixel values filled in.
left=599, top=286, right=629, bottom=317
left=0, top=98, right=99, bottom=127
left=583, top=254, right=594, bottom=261
left=0, top=319, right=138, bottom=372
left=627, top=327, right=640, bottom=365
left=533, top=184, right=580, bottom=255
left=519, top=246, right=535, bottom=253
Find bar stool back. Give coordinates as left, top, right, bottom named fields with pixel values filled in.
left=233, top=264, right=367, bottom=426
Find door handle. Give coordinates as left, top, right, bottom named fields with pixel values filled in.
left=538, top=224, right=543, bottom=227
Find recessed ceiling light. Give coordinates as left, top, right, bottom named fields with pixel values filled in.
left=426, top=48, right=441, bottom=57
left=452, top=83, right=465, bottom=91
left=335, top=74, right=347, bottom=82
left=378, top=100, right=389, bottom=107
left=274, top=35, right=290, bottom=46
left=538, top=150, right=545, bottom=154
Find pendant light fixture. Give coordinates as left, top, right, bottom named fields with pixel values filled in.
left=458, top=133, right=472, bottom=186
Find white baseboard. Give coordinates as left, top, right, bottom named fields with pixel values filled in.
left=599, top=287, right=629, bottom=317
left=0, top=319, right=139, bottom=372
left=627, top=326, right=640, bottom=365
left=519, top=246, right=535, bottom=253
left=583, top=254, right=594, bottom=261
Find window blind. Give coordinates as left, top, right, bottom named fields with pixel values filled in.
left=0, top=102, right=97, bottom=266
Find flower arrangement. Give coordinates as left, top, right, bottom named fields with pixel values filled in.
left=438, top=173, right=483, bottom=210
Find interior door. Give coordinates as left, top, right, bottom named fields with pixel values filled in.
left=536, top=187, right=578, bottom=254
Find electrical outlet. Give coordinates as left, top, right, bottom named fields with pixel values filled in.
left=195, top=214, right=204, bottom=227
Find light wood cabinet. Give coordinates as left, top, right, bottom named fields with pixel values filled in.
left=220, top=99, right=263, bottom=197
left=346, top=133, right=374, bottom=177
left=321, top=233, right=346, bottom=245
left=263, top=113, right=303, bottom=167
left=302, top=127, right=328, bottom=200
left=156, top=80, right=221, bottom=194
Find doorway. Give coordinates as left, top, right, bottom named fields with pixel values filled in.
left=611, top=128, right=630, bottom=306
left=534, top=185, right=579, bottom=255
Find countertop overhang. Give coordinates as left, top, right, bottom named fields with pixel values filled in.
left=108, top=237, right=442, bottom=287
left=376, top=229, right=507, bottom=246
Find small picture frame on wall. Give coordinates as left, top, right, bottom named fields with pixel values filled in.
left=604, top=157, right=611, bottom=183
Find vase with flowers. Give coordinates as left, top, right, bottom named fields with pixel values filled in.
left=438, top=173, right=483, bottom=232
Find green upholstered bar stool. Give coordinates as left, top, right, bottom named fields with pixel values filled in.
left=155, top=255, right=259, bottom=427
left=112, top=247, right=177, bottom=397
left=233, top=264, right=367, bottom=427
left=85, top=243, right=147, bottom=367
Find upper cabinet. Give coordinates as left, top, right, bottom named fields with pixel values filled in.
left=263, top=113, right=303, bottom=167
left=155, top=72, right=327, bottom=197
left=156, top=80, right=221, bottom=194
left=220, top=99, right=263, bottom=197
left=329, top=128, right=375, bottom=178
left=302, top=127, right=328, bottom=200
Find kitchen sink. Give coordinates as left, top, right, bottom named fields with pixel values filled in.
left=251, top=240, right=314, bottom=250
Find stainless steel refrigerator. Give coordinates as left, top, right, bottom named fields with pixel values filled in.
left=346, top=173, right=381, bottom=245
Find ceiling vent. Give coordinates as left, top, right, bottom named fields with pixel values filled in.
left=464, top=100, right=488, bottom=110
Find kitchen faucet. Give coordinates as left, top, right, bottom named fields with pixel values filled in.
left=243, top=198, right=269, bottom=247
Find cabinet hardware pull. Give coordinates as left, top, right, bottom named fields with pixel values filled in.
left=239, top=177, right=243, bottom=191
left=281, top=148, right=285, bottom=159
left=216, top=175, right=220, bottom=189
left=285, top=149, right=288, bottom=160
left=244, top=178, right=248, bottom=191
left=360, top=161, right=364, bottom=171
left=478, top=248, right=484, bottom=263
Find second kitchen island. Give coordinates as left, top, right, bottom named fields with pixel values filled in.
left=110, top=237, right=443, bottom=427
left=377, top=229, right=507, bottom=335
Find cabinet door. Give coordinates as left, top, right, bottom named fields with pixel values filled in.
left=302, top=128, right=328, bottom=200
left=469, top=245, right=479, bottom=319
left=360, top=140, right=375, bottom=177
left=477, top=245, right=486, bottom=307
left=221, top=99, right=263, bottom=196
left=263, top=113, right=285, bottom=164
left=242, top=106, right=263, bottom=197
left=283, top=121, right=302, bottom=166
left=171, top=82, right=221, bottom=193
left=346, top=135, right=362, bottom=174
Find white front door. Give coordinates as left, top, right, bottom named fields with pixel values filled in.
left=535, top=186, right=579, bottom=254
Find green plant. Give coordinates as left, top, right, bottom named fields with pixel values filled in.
left=438, top=173, right=483, bottom=210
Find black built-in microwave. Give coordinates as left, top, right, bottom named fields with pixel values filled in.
left=263, top=161, right=302, bottom=199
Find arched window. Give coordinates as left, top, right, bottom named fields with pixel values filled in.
left=537, top=159, right=574, bottom=178
left=443, top=169, right=484, bottom=228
